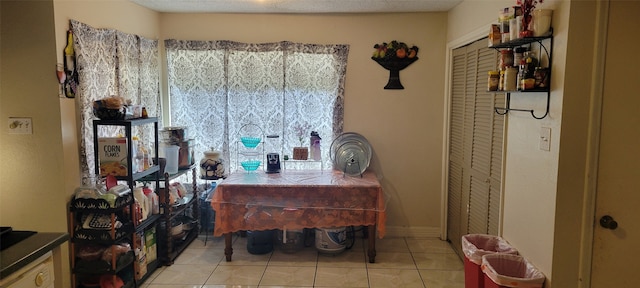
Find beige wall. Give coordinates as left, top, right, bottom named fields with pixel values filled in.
left=0, top=1, right=67, bottom=286
left=502, top=0, right=567, bottom=284
left=1, top=0, right=65, bottom=231
left=159, top=12, right=448, bottom=236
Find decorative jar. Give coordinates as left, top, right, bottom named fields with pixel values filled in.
left=200, top=149, right=226, bottom=179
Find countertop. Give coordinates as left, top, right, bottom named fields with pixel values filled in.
left=0, top=232, right=69, bottom=279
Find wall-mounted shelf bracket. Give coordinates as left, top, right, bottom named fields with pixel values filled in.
left=494, top=92, right=550, bottom=119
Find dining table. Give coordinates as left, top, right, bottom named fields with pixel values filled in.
left=210, top=169, right=387, bottom=263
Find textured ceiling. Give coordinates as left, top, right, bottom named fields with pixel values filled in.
left=130, top=0, right=462, bottom=13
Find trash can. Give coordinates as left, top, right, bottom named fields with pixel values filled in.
left=246, top=230, right=275, bottom=255
left=481, top=254, right=545, bottom=288
left=462, top=234, right=519, bottom=288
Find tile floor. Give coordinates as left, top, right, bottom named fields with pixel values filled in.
left=141, top=232, right=465, bottom=288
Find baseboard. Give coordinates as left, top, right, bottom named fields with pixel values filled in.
left=383, top=226, right=441, bottom=239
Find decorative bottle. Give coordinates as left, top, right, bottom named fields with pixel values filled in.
left=309, top=131, right=322, bottom=161
left=64, top=30, right=75, bottom=73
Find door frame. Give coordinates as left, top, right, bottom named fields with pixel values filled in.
left=579, top=1, right=610, bottom=287
left=441, top=23, right=507, bottom=240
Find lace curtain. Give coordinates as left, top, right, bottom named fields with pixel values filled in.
left=71, top=20, right=161, bottom=184
left=165, top=40, right=348, bottom=173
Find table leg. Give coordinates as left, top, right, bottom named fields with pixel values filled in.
left=224, top=233, right=233, bottom=261
left=367, top=225, right=376, bottom=263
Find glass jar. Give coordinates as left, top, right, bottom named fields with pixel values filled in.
left=534, top=67, right=550, bottom=88
left=488, top=71, right=500, bottom=91
left=499, top=49, right=514, bottom=69
left=504, top=67, right=518, bottom=91
left=514, top=47, right=527, bottom=67
left=523, top=51, right=538, bottom=78
left=517, top=65, right=526, bottom=90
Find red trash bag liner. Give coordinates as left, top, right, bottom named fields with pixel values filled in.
left=481, top=254, right=545, bottom=288
left=462, top=234, right=518, bottom=288
left=462, top=234, right=519, bottom=265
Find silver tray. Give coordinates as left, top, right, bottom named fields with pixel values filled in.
left=330, top=132, right=372, bottom=176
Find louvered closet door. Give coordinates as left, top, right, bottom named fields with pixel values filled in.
left=447, top=39, right=505, bottom=258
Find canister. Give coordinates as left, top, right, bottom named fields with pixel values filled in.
left=178, top=139, right=194, bottom=168
left=514, top=47, right=526, bottom=67
left=161, top=127, right=187, bottom=144
left=488, top=71, right=500, bottom=91
left=499, top=49, right=514, bottom=70
left=164, top=145, right=180, bottom=174
left=200, top=149, right=226, bottom=179
left=504, top=67, right=518, bottom=91
left=532, top=9, right=553, bottom=37
left=509, top=18, right=518, bottom=41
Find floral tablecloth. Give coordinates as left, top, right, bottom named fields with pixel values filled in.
left=211, top=170, right=387, bottom=238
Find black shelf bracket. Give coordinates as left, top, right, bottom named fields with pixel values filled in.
left=495, top=92, right=550, bottom=119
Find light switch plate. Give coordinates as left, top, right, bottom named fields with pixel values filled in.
left=8, top=117, right=33, bottom=134
left=539, top=127, right=551, bottom=151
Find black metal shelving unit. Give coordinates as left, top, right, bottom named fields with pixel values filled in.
left=73, top=117, right=162, bottom=287
left=141, top=164, right=198, bottom=266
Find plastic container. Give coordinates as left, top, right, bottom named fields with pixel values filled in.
left=532, top=9, right=553, bottom=37
left=276, top=229, right=304, bottom=253
left=503, top=67, right=518, bottom=91
left=246, top=230, right=274, bottom=255
left=315, top=227, right=347, bottom=254
left=481, top=254, right=545, bottom=288
left=462, top=234, right=519, bottom=288
left=164, top=145, right=180, bottom=174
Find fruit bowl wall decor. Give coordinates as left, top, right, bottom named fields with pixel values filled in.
left=372, top=41, right=419, bottom=89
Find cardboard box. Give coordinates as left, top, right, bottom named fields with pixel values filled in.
left=134, top=231, right=147, bottom=280
left=98, top=137, right=128, bottom=176
left=145, top=228, right=157, bottom=263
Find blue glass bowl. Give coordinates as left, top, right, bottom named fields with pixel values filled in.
left=241, top=137, right=261, bottom=148
left=240, top=160, right=261, bottom=171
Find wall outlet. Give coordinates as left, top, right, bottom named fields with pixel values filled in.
left=539, top=127, right=551, bottom=151
left=8, top=117, right=33, bottom=134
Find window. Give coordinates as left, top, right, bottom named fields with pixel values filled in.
left=165, top=40, right=349, bottom=173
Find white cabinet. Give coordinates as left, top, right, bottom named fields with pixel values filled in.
left=0, top=252, right=54, bottom=288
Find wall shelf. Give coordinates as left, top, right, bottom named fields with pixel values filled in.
left=490, top=31, right=553, bottom=120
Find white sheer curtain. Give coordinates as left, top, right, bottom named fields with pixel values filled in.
left=71, top=20, right=161, bottom=184
left=165, top=40, right=348, bottom=173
